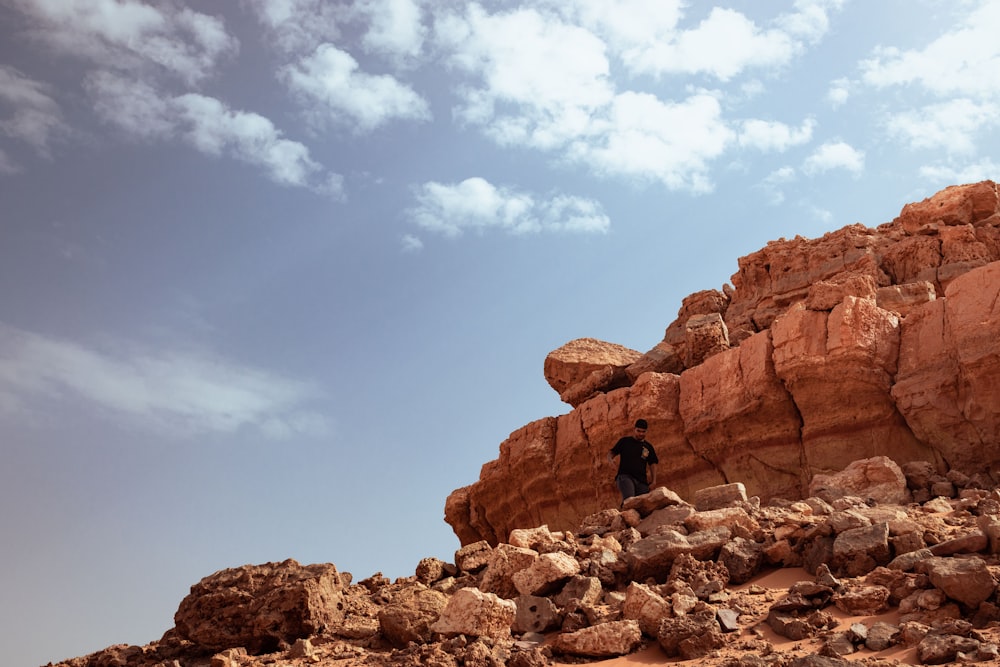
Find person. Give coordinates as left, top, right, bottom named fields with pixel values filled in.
left=608, top=419, right=658, bottom=502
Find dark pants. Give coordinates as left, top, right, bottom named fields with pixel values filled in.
left=616, top=474, right=649, bottom=502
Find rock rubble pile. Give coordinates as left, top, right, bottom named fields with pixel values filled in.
left=52, top=456, right=1000, bottom=667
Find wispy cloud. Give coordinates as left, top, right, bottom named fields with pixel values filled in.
left=0, top=324, right=331, bottom=439
left=738, top=117, right=815, bottom=152
left=859, top=1, right=1000, bottom=159
left=0, top=66, right=69, bottom=157
left=280, top=44, right=431, bottom=133
left=860, top=2, right=1000, bottom=100
left=408, top=177, right=610, bottom=237
left=572, top=0, right=843, bottom=80
left=919, top=159, right=1000, bottom=185
left=802, top=140, right=864, bottom=175
left=8, top=0, right=237, bottom=85
left=245, top=0, right=344, bottom=54
left=884, top=99, right=999, bottom=156
left=85, top=71, right=342, bottom=193
left=351, top=0, right=427, bottom=64
left=400, top=233, right=424, bottom=252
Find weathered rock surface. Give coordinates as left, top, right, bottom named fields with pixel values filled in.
left=51, top=182, right=1000, bottom=667
left=172, top=559, right=347, bottom=653
left=446, top=181, right=1000, bottom=546
left=52, top=466, right=1000, bottom=667
left=543, top=338, right=641, bottom=407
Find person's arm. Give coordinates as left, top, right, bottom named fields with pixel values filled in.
left=647, top=463, right=658, bottom=487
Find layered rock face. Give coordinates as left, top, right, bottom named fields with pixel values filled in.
left=447, top=181, right=1000, bottom=546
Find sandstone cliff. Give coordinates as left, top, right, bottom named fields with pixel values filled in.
left=445, top=181, right=1000, bottom=547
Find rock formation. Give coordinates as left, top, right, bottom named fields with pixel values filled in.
left=49, top=182, right=1000, bottom=667
left=51, top=462, right=1000, bottom=667
left=446, top=181, right=1000, bottom=547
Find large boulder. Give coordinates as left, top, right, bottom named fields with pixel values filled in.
left=173, top=560, right=346, bottom=654
left=543, top=338, right=641, bottom=406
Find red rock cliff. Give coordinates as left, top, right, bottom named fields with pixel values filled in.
left=445, top=181, right=1000, bottom=546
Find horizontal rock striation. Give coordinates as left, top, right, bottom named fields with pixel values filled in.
left=446, top=181, right=1000, bottom=546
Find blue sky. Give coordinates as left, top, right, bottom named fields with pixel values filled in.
left=1, top=1, right=998, bottom=664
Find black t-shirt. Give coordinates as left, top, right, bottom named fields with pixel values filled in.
left=610, top=436, right=658, bottom=482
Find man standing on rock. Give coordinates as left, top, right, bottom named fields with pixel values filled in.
left=608, top=419, right=658, bottom=503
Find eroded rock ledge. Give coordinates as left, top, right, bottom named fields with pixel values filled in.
left=448, top=181, right=1000, bottom=546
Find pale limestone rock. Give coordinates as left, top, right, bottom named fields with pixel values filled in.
left=809, top=456, right=911, bottom=505
left=691, top=482, right=747, bottom=511
left=512, top=552, right=580, bottom=596
left=683, top=507, right=759, bottom=535
left=636, top=505, right=694, bottom=537
left=479, top=544, right=538, bottom=600
left=377, top=587, right=448, bottom=647
left=512, top=595, right=560, bottom=634
left=429, top=588, right=515, bottom=639
left=622, top=486, right=686, bottom=515
left=621, top=582, right=672, bottom=636
left=552, top=619, right=642, bottom=657
left=508, top=525, right=567, bottom=553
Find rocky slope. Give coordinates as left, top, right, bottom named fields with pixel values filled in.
left=52, top=459, right=1000, bottom=667
left=445, top=181, right=1000, bottom=547
left=51, top=182, right=1000, bottom=667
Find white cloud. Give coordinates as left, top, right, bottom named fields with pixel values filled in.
left=175, top=93, right=322, bottom=187
left=9, top=0, right=237, bottom=85
left=437, top=3, right=613, bottom=149
left=400, top=233, right=424, bottom=252
left=625, top=7, right=796, bottom=81
left=860, top=2, right=1000, bottom=100
left=245, top=0, right=343, bottom=54
left=408, top=177, right=609, bottom=237
left=802, top=140, right=864, bottom=175
left=352, top=0, right=426, bottom=63
left=86, top=72, right=342, bottom=192
left=434, top=4, right=743, bottom=192
left=86, top=72, right=176, bottom=141
left=738, top=117, right=815, bottom=152
left=614, top=1, right=842, bottom=80
left=572, top=92, right=733, bottom=192
left=757, top=165, right=797, bottom=204
left=0, top=66, right=69, bottom=156
left=884, top=98, right=999, bottom=156
left=827, top=77, right=850, bottom=107
left=919, top=159, right=1000, bottom=185
left=0, top=324, right=330, bottom=439
left=551, top=0, right=684, bottom=55
left=280, top=43, right=431, bottom=133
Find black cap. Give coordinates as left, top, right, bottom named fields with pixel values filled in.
left=635, top=419, right=648, bottom=429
